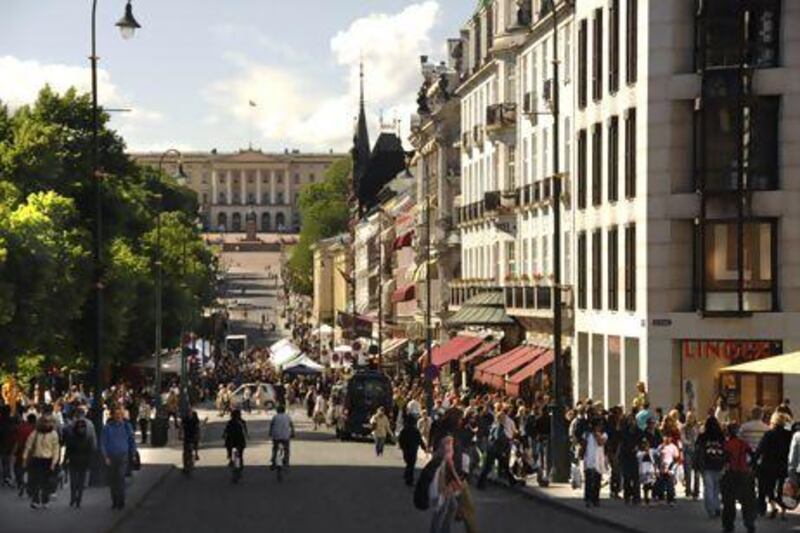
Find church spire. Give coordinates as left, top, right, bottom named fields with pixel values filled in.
left=352, top=59, right=371, bottom=215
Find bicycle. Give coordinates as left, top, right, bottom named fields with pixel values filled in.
left=230, top=448, right=243, bottom=484
left=274, top=442, right=287, bottom=482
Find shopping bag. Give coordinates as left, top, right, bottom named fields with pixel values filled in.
left=570, top=463, right=582, bottom=489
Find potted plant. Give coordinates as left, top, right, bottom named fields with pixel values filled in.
left=520, top=273, right=530, bottom=285
left=533, top=272, right=544, bottom=285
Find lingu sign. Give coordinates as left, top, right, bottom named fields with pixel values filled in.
left=682, top=340, right=782, bottom=362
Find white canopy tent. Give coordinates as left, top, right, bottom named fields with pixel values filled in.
left=282, top=354, right=325, bottom=372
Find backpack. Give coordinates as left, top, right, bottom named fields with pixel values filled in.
left=413, top=455, right=443, bottom=510
left=701, top=438, right=725, bottom=471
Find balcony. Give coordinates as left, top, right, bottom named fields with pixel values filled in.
left=449, top=280, right=499, bottom=309
left=504, top=284, right=573, bottom=318
left=485, top=103, right=517, bottom=132
left=483, top=191, right=501, bottom=212
left=515, top=175, right=570, bottom=210
left=461, top=130, right=471, bottom=150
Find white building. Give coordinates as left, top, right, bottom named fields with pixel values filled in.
left=571, top=0, right=800, bottom=417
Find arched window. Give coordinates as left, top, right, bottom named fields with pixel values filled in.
left=232, top=212, right=242, bottom=232
left=275, top=212, right=286, bottom=230
left=261, top=212, right=271, bottom=232
left=217, top=212, right=228, bottom=232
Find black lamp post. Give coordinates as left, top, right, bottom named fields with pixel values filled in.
left=89, top=0, right=140, bottom=483
left=154, top=150, right=188, bottom=414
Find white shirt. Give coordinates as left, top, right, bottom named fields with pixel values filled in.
left=270, top=413, right=294, bottom=441
left=584, top=432, right=607, bottom=471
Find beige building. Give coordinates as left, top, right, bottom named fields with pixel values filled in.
left=131, top=148, right=344, bottom=233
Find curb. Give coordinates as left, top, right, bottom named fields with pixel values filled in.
left=106, top=465, right=176, bottom=533
left=489, top=478, right=645, bottom=533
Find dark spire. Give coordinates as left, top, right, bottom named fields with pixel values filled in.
left=351, top=60, right=371, bottom=214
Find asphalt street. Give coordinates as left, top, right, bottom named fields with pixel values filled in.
left=115, top=409, right=617, bottom=533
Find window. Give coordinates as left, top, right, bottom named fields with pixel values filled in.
left=592, top=229, right=602, bottom=309
left=578, top=19, right=588, bottom=109
left=276, top=192, right=285, bottom=204
left=521, top=239, right=529, bottom=276
left=564, top=116, right=572, bottom=177
left=219, top=192, right=226, bottom=204
left=626, top=0, right=638, bottom=85
left=696, top=0, right=780, bottom=69
left=532, top=238, right=539, bottom=276
left=564, top=22, right=572, bottom=84
left=564, top=231, right=572, bottom=285
left=625, top=224, right=636, bottom=311
left=202, top=193, right=208, bottom=204
left=624, top=107, right=637, bottom=198
left=293, top=173, right=300, bottom=184
left=608, top=116, right=619, bottom=202
left=247, top=193, right=255, bottom=204
left=699, top=220, right=776, bottom=312
left=609, top=0, right=620, bottom=93
left=247, top=171, right=254, bottom=184
left=608, top=226, right=619, bottom=310
left=310, top=173, right=315, bottom=182
left=276, top=172, right=284, bottom=184
left=506, top=241, right=516, bottom=277
left=577, top=129, right=587, bottom=209
left=263, top=193, right=270, bottom=204
left=592, top=123, right=602, bottom=206
left=592, top=8, right=603, bottom=101
left=578, top=231, right=587, bottom=309
left=542, top=235, right=550, bottom=276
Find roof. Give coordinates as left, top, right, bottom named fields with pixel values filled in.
left=446, top=305, right=515, bottom=326
left=463, top=291, right=504, bottom=307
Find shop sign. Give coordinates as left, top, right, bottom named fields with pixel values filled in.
left=681, top=340, right=782, bottom=362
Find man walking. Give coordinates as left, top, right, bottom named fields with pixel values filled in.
left=721, top=423, right=756, bottom=533
left=101, top=407, right=137, bottom=510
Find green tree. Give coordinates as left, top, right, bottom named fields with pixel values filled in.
left=287, top=158, right=351, bottom=295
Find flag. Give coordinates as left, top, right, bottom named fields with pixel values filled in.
left=249, top=100, right=257, bottom=107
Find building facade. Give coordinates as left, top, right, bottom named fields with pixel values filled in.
left=131, top=149, right=344, bottom=233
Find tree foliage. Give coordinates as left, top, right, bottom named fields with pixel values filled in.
left=0, top=87, right=217, bottom=375
left=286, top=158, right=351, bottom=295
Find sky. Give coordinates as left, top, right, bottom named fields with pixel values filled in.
left=0, top=0, right=475, bottom=154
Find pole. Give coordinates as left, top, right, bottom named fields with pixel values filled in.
left=89, top=0, right=105, bottom=485
left=424, top=159, right=434, bottom=412
left=378, top=215, right=383, bottom=367
left=179, top=238, right=188, bottom=416
left=549, top=0, right=570, bottom=483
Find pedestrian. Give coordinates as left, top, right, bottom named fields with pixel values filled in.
left=242, top=386, right=252, bottom=414
left=182, top=408, right=201, bottom=462
left=64, top=417, right=95, bottom=508
left=697, top=416, right=726, bottom=518
left=399, top=415, right=426, bottom=486
left=417, top=409, right=433, bottom=451
left=583, top=418, right=607, bottom=507
left=655, top=434, right=680, bottom=505
left=429, top=436, right=463, bottom=533
left=100, top=406, right=137, bottom=510
left=0, top=405, right=14, bottom=486
left=680, top=410, right=700, bottom=500
left=370, top=407, right=392, bottom=456
left=720, top=423, right=756, bottom=533
left=22, top=414, right=60, bottom=510
left=138, top=397, right=152, bottom=445
left=313, top=392, right=327, bottom=431
left=11, top=413, right=36, bottom=496
left=620, top=415, right=642, bottom=504
left=637, top=437, right=656, bottom=505
left=754, top=412, right=791, bottom=520
left=740, top=406, right=769, bottom=452
left=478, top=411, right=513, bottom=489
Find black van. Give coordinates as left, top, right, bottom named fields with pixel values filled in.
left=335, top=370, right=393, bottom=440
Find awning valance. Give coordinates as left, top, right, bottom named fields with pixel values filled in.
left=474, top=346, right=541, bottom=389
left=381, top=337, right=409, bottom=356
left=460, top=342, right=500, bottom=367
left=505, top=349, right=554, bottom=396
left=392, top=284, right=416, bottom=303
left=431, top=335, right=484, bottom=367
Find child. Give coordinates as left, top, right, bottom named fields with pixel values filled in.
left=656, top=435, right=680, bottom=505
left=637, top=439, right=656, bottom=504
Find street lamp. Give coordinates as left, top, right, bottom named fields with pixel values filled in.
left=115, top=1, right=141, bottom=40
left=89, top=0, right=140, bottom=483
left=154, top=149, right=187, bottom=416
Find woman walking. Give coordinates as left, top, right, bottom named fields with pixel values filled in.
left=681, top=411, right=700, bottom=499
left=754, top=412, right=792, bottom=519
left=697, top=416, right=726, bottom=518
left=22, top=414, right=60, bottom=510
left=370, top=407, right=392, bottom=457
left=64, top=418, right=95, bottom=508
left=429, top=436, right=464, bottom=533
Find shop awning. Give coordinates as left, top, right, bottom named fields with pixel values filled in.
left=475, top=346, right=541, bottom=389
left=381, top=337, right=409, bottom=356
left=460, top=342, right=500, bottom=367
left=431, top=335, right=484, bottom=367
left=473, top=346, right=528, bottom=384
left=505, top=349, right=554, bottom=397
left=393, top=230, right=415, bottom=250
left=392, top=284, right=416, bottom=303
left=720, top=351, right=800, bottom=375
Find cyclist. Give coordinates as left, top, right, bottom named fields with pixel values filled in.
left=269, top=404, right=294, bottom=470
left=181, top=407, right=201, bottom=462
left=223, top=409, right=248, bottom=473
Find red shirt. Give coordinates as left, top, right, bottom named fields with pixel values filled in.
left=14, top=422, right=34, bottom=462
left=724, top=436, right=751, bottom=472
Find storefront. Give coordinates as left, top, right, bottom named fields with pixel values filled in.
left=679, top=339, right=783, bottom=420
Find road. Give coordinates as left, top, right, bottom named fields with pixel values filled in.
left=116, top=409, right=617, bottom=533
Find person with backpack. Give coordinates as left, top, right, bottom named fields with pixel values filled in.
left=64, top=417, right=95, bottom=508
left=398, top=414, right=426, bottom=486
left=697, top=415, right=726, bottom=518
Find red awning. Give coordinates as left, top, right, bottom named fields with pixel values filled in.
left=475, top=346, right=542, bottom=389
left=393, top=230, right=414, bottom=250
left=505, top=349, right=554, bottom=396
left=391, top=284, right=415, bottom=303
left=431, top=335, right=484, bottom=367
left=473, top=346, right=528, bottom=385
left=460, top=342, right=499, bottom=367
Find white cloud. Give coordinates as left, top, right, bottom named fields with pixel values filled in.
left=0, top=55, right=163, bottom=146
left=205, top=1, right=441, bottom=151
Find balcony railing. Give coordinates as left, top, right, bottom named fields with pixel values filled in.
left=504, top=284, right=573, bottom=314
left=449, top=282, right=500, bottom=308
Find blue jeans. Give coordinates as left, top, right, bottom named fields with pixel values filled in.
left=375, top=437, right=385, bottom=456
left=702, top=470, right=721, bottom=517
left=107, top=455, right=128, bottom=508
left=683, top=449, right=700, bottom=497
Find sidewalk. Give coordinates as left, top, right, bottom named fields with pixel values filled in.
left=0, top=426, right=186, bottom=533
left=510, top=478, right=800, bottom=533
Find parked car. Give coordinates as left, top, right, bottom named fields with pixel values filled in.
left=230, top=383, right=277, bottom=411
